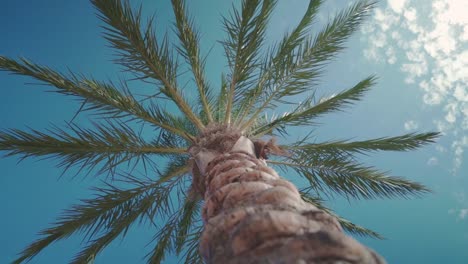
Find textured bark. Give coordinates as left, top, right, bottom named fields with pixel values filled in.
left=190, top=127, right=386, bottom=264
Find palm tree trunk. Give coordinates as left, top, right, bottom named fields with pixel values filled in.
left=191, top=130, right=385, bottom=264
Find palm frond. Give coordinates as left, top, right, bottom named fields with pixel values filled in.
left=215, top=74, right=229, bottom=123
left=0, top=122, right=187, bottom=177
left=146, top=197, right=200, bottom=263
left=157, top=156, right=190, bottom=184
left=91, top=0, right=205, bottom=130
left=252, top=76, right=376, bottom=136
left=244, top=112, right=271, bottom=139
left=180, top=226, right=204, bottom=264
left=241, top=1, right=376, bottom=132
left=301, top=192, right=383, bottom=239
left=69, top=178, right=184, bottom=264
left=0, top=56, right=194, bottom=141
left=69, top=206, right=142, bottom=264
left=175, top=199, right=201, bottom=254
left=222, top=0, right=276, bottom=124
left=269, top=153, right=430, bottom=200
left=235, top=0, right=323, bottom=124
left=147, top=222, right=175, bottom=264
left=12, top=170, right=187, bottom=264
left=171, top=0, right=215, bottom=123
left=287, top=132, right=441, bottom=155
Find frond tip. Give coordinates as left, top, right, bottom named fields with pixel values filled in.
left=301, top=193, right=384, bottom=239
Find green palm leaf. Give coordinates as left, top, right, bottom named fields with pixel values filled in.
left=288, top=132, right=440, bottom=155
left=235, top=0, right=323, bottom=124
left=146, top=197, right=201, bottom=263
left=180, top=226, right=204, bottom=264
left=240, top=1, right=376, bottom=132
left=12, top=162, right=188, bottom=264
left=252, top=76, right=376, bottom=136
left=270, top=156, right=430, bottom=200
left=0, top=57, right=194, bottom=141
left=222, top=0, right=276, bottom=124
left=91, top=0, right=205, bottom=130
left=215, top=74, right=229, bottom=123
left=301, top=193, right=383, bottom=239
left=171, top=0, right=215, bottom=123
left=0, top=122, right=186, bottom=176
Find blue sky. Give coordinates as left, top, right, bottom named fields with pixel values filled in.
left=0, top=0, right=467, bottom=263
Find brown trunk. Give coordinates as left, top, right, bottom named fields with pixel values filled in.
left=190, top=128, right=385, bottom=264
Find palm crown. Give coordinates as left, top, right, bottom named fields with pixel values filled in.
left=0, top=0, right=438, bottom=263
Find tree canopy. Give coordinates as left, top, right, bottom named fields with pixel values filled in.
left=0, top=0, right=438, bottom=263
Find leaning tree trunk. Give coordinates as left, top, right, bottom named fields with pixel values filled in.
left=189, top=126, right=385, bottom=264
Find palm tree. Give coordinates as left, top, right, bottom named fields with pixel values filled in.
left=0, top=0, right=438, bottom=263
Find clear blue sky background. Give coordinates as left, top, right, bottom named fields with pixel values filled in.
left=1, top=0, right=467, bottom=263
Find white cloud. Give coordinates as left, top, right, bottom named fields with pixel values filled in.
left=454, top=85, right=468, bottom=102
left=388, top=0, right=408, bottom=14
left=433, top=120, right=450, bottom=134
left=422, top=92, right=442, bottom=105
left=391, top=31, right=402, bottom=41
left=459, top=209, right=468, bottom=220
left=444, top=102, right=458, bottom=123
left=401, top=62, right=427, bottom=78
left=454, top=192, right=466, bottom=203
left=435, top=144, right=447, bottom=153
left=451, top=136, right=468, bottom=172
left=462, top=25, right=468, bottom=41
left=437, top=0, right=468, bottom=25
left=363, top=0, right=468, bottom=172
left=449, top=208, right=468, bottom=221
left=404, top=120, right=419, bottom=130
left=386, top=47, right=397, bottom=64
left=449, top=192, right=468, bottom=221
left=363, top=46, right=382, bottom=62
left=403, top=8, right=417, bottom=21
left=427, top=156, right=439, bottom=166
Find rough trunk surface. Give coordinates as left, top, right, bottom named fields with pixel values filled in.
left=190, top=127, right=385, bottom=264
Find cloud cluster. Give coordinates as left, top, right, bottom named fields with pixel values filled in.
left=362, top=0, right=468, bottom=172
left=404, top=120, right=419, bottom=131
left=449, top=208, right=468, bottom=221
left=427, top=156, right=439, bottom=166
left=449, top=192, right=468, bottom=221
left=460, top=209, right=468, bottom=220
